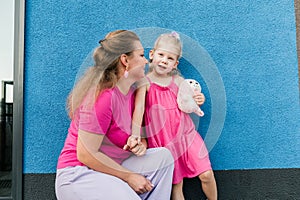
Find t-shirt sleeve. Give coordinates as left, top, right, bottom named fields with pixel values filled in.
left=78, top=90, right=112, bottom=134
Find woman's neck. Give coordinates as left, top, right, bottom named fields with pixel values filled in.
left=115, top=77, right=135, bottom=95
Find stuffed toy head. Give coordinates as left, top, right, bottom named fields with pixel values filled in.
left=177, top=79, right=204, bottom=117
left=185, top=79, right=201, bottom=94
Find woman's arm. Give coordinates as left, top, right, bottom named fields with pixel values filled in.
left=77, top=129, right=153, bottom=194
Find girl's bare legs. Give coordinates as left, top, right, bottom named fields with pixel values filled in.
left=171, top=170, right=217, bottom=200
left=198, top=170, right=217, bottom=200
left=171, top=181, right=185, bottom=200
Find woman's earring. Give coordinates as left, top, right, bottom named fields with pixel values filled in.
left=124, top=66, right=129, bottom=78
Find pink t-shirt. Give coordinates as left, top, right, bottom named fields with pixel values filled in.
left=57, top=87, right=135, bottom=169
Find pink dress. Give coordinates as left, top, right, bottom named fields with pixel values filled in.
left=144, top=76, right=212, bottom=184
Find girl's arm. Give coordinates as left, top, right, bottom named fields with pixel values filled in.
left=124, top=84, right=148, bottom=156
left=77, top=129, right=153, bottom=194
left=132, top=84, right=147, bottom=138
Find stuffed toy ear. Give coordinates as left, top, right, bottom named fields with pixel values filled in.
left=177, top=79, right=204, bottom=117
left=177, top=80, right=195, bottom=113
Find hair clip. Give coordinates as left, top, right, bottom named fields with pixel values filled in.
left=170, top=31, right=180, bottom=40
left=99, top=39, right=106, bottom=44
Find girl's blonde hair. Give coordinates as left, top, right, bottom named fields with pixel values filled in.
left=150, top=31, right=183, bottom=75
left=67, top=30, right=140, bottom=118
left=153, top=31, right=182, bottom=58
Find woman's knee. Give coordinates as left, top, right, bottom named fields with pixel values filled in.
left=199, top=170, right=214, bottom=182
left=151, top=147, right=174, bottom=170
left=160, top=147, right=174, bottom=161
left=157, top=147, right=174, bottom=166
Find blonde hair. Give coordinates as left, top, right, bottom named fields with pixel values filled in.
left=67, top=30, right=140, bottom=118
left=153, top=32, right=182, bottom=58
left=149, top=32, right=183, bottom=75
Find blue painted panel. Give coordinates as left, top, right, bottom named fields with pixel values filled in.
left=24, top=0, right=300, bottom=173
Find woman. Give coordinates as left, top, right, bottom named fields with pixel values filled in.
left=55, top=30, right=174, bottom=200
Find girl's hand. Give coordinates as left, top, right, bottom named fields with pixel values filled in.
left=130, top=143, right=146, bottom=156
left=193, top=92, right=205, bottom=106
left=125, top=173, right=154, bottom=194
left=123, top=136, right=146, bottom=156
left=123, top=135, right=140, bottom=150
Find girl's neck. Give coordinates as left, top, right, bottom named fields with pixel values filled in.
left=148, top=71, right=172, bottom=86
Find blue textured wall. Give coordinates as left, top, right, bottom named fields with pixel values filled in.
left=24, top=0, right=300, bottom=173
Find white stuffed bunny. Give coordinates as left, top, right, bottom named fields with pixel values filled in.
left=177, top=79, right=204, bottom=117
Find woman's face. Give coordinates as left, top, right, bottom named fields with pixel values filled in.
left=127, top=41, right=148, bottom=80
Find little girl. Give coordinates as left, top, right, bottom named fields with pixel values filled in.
left=129, top=32, right=217, bottom=200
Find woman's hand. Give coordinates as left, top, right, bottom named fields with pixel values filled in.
left=193, top=92, right=205, bottom=106
left=125, top=173, right=154, bottom=194
left=123, top=136, right=146, bottom=156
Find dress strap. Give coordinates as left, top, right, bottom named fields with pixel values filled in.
left=146, top=76, right=152, bottom=83
left=170, top=75, right=176, bottom=85
left=171, top=75, right=175, bottom=82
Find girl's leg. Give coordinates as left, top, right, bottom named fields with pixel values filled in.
left=122, top=147, right=174, bottom=200
left=171, top=181, right=185, bottom=200
left=198, top=170, right=217, bottom=200
left=55, top=166, right=140, bottom=200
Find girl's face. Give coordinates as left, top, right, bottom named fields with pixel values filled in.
left=126, top=42, right=148, bottom=80
left=149, top=49, right=178, bottom=76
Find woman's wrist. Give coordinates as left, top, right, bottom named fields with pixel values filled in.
left=122, top=171, right=133, bottom=183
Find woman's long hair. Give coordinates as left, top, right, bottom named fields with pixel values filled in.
left=67, top=30, right=140, bottom=118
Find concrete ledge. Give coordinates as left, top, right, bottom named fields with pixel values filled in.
left=24, top=168, right=300, bottom=200
left=184, top=168, right=300, bottom=199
